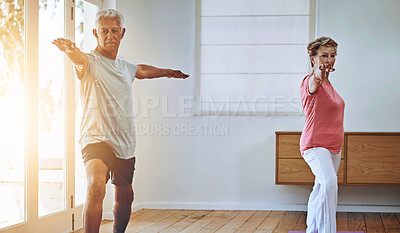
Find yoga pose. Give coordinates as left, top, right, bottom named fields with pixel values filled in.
left=53, top=9, right=188, bottom=233
left=300, top=37, right=345, bottom=233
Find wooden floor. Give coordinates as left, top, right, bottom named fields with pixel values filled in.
left=74, top=209, right=400, bottom=233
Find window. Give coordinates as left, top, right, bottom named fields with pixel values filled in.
left=0, top=0, right=25, bottom=228
left=195, top=0, right=316, bottom=116
left=74, top=0, right=100, bottom=207
left=0, top=0, right=102, bottom=231
left=38, top=0, right=66, bottom=217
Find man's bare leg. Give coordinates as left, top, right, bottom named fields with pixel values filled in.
left=113, top=184, right=134, bottom=233
left=83, top=159, right=108, bottom=233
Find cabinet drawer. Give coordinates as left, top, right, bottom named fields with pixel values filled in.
left=277, top=158, right=344, bottom=185
left=347, top=135, right=400, bottom=184
left=277, top=134, right=344, bottom=159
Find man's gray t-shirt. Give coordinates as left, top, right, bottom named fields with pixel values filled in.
left=77, top=50, right=137, bottom=159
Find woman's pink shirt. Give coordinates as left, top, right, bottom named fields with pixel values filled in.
left=300, top=75, right=345, bottom=155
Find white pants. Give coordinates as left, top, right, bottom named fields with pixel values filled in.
left=303, top=147, right=341, bottom=233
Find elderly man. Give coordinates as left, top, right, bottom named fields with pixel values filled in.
left=53, top=9, right=188, bottom=233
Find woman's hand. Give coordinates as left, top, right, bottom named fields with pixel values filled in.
left=309, top=63, right=335, bottom=94
left=319, top=63, right=335, bottom=73
left=317, top=63, right=335, bottom=83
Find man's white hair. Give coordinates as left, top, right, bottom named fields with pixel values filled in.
left=95, top=9, right=125, bottom=29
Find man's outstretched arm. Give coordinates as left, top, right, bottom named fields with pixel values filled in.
left=52, top=38, right=89, bottom=80
left=135, top=64, right=189, bottom=80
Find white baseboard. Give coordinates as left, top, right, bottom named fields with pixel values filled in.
left=102, top=211, right=113, bottom=220
left=336, top=204, right=400, bottom=213
left=140, top=202, right=400, bottom=213
left=103, top=202, right=144, bottom=220
left=71, top=223, right=83, bottom=233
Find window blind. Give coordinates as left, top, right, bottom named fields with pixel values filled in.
left=196, top=0, right=315, bottom=115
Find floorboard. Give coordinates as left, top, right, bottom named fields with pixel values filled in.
left=72, top=209, right=400, bottom=233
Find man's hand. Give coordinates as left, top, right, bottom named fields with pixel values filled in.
left=135, top=64, right=189, bottom=80
left=52, top=38, right=78, bottom=54
left=166, top=69, right=189, bottom=79
left=52, top=38, right=88, bottom=80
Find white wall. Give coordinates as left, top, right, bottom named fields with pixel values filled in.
left=116, top=0, right=400, bottom=213
left=317, top=0, right=400, bottom=131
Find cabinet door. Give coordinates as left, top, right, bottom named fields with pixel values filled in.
left=277, top=159, right=344, bottom=184
left=276, top=133, right=345, bottom=185
left=277, top=134, right=344, bottom=159
left=347, top=135, right=400, bottom=184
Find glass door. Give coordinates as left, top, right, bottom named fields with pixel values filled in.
left=74, top=0, right=100, bottom=208
left=0, top=0, right=26, bottom=229
left=38, top=0, right=67, bottom=218
left=0, top=0, right=102, bottom=232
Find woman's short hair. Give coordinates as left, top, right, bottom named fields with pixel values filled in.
left=307, top=36, right=338, bottom=67
left=95, top=9, right=125, bottom=29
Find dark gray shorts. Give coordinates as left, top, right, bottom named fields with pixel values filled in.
left=81, top=142, right=136, bottom=186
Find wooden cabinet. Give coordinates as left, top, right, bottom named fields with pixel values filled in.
left=277, top=158, right=345, bottom=184
left=347, top=134, right=400, bottom=184
left=275, top=132, right=400, bottom=186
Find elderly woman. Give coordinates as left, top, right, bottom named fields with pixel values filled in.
left=300, top=36, right=345, bottom=233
